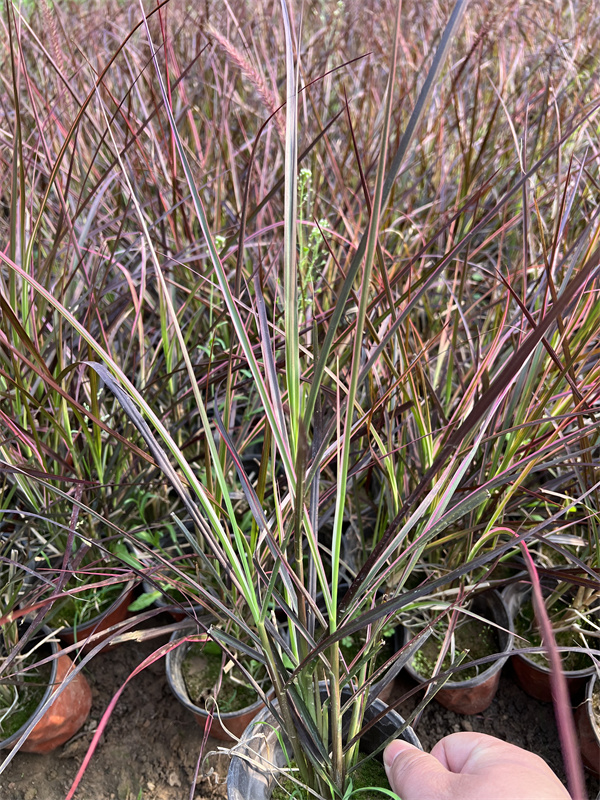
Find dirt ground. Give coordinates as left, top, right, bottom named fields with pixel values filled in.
left=1, top=618, right=598, bottom=800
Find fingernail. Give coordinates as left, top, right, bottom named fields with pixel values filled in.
left=384, top=739, right=414, bottom=770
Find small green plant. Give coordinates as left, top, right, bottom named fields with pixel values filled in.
left=48, top=578, right=124, bottom=631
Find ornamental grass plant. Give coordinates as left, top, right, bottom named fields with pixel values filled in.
left=0, top=1, right=599, bottom=799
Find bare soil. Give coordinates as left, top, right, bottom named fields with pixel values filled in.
left=1, top=618, right=598, bottom=800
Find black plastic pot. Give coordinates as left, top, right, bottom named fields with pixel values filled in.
left=575, top=673, right=600, bottom=777
left=403, top=590, right=513, bottom=715
left=503, top=581, right=596, bottom=703
left=227, top=683, right=422, bottom=800
left=166, top=625, right=270, bottom=741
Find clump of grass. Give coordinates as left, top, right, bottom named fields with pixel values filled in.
left=1, top=1, right=600, bottom=799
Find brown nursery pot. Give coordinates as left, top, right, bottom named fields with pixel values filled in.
left=1, top=627, right=92, bottom=753
left=57, top=580, right=136, bottom=653
left=166, top=626, right=270, bottom=741
left=503, top=582, right=595, bottom=704
left=575, top=674, right=600, bottom=777
left=403, top=590, right=513, bottom=715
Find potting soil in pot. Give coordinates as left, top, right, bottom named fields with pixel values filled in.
left=411, top=616, right=500, bottom=681
left=0, top=650, right=52, bottom=739
left=514, top=597, right=594, bottom=672
left=270, top=755, right=389, bottom=800
left=182, top=642, right=268, bottom=713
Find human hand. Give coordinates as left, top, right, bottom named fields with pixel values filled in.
left=383, top=732, right=571, bottom=800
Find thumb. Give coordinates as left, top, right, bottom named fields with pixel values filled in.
left=384, top=740, right=452, bottom=800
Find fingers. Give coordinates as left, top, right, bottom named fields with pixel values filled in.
left=430, top=731, right=512, bottom=772
left=430, top=732, right=558, bottom=779
left=384, top=740, right=453, bottom=800
left=385, top=735, right=572, bottom=800
left=427, top=733, right=572, bottom=800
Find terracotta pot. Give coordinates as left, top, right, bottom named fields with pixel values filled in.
left=503, top=582, right=595, bottom=703
left=56, top=580, right=137, bottom=653
left=0, top=626, right=92, bottom=753
left=575, top=673, right=600, bottom=776
left=403, top=590, right=513, bottom=715
left=26, top=554, right=138, bottom=654
left=166, top=626, right=269, bottom=741
left=227, top=682, right=422, bottom=800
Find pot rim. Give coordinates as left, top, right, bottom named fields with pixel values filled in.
left=55, top=578, right=137, bottom=638
left=403, top=589, right=514, bottom=689
left=0, top=624, right=58, bottom=750
left=166, top=625, right=269, bottom=720
left=504, top=581, right=597, bottom=679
